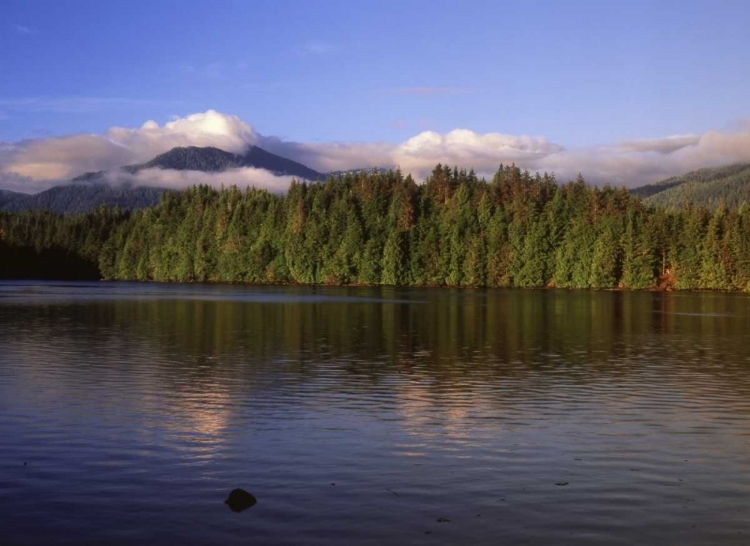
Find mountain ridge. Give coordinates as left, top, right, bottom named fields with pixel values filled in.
left=3, top=144, right=328, bottom=214
left=8, top=148, right=750, bottom=215
left=0, top=185, right=169, bottom=215
left=631, top=163, right=750, bottom=209
left=109, top=144, right=325, bottom=180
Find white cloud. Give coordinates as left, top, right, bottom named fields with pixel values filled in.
left=267, top=125, right=750, bottom=187
left=3, top=135, right=133, bottom=181
left=259, top=130, right=564, bottom=179
left=106, top=167, right=294, bottom=193
left=533, top=129, right=750, bottom=186
left=105, top=110, right=258, bottom=158
left=398, top=129, right=562, bottom=164
left=616, top=134, right=701, bottom=155
left=3, top=109, right=750, bottom=194
left=1, top=110, right=259, bottom=188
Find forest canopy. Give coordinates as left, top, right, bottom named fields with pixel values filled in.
left=1, top=164, right=749, bottom=291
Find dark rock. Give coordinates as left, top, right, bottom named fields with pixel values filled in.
left=555, top=482, right=569, bottom=486
left=224, top=488, right=257, bottom=512
left=436, top=517, right=451, bottom=523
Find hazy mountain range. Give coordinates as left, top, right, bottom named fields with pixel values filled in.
left=68, top=144, right=325, bottom=183
left=123, top=145, right=324, bottom=180
left=0, top=185, right=168, bottom=215
left=1, top=144, right=748, bottom=215
left=0, top=144, right=327, bottom=214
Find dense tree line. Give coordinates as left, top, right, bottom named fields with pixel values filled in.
left=1, top=165, right=749, bottom=290
left=0, top=207, right=125, bottom=279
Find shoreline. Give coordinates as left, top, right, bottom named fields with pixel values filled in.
left=2, top=277, right=746, bottom=294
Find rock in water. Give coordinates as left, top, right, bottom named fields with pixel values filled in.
left=224, top=488, right=257, bottom=512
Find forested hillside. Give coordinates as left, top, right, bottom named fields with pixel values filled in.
left=0, top=189, right=27, bottom=210
left=1, top=165, right=749, bottom=290
left=632, top=163, right=750, bottom=210
left=0, top=184, right=166, bottom=215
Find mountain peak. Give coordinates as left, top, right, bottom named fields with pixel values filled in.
left=130, top=146, right=238, bottom=173
left=126, top=145, right=324, bottom=180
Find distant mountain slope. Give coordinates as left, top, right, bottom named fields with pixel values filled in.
left=329, top=167, right=391, bottom=177
left=128, top=146, right=239, bottom=173
left=70, top=145, right=325, bottom=184
left=240, top=146, right=324, bottom=180
left=128, top=145, right=324, bottom=180
left=0, top=184, right=167, bottom=215
left=632, top=163, right=750, bottom=209
left=0, top=189, right=27, bottom=210
left=2, top=144, right=325, bottom=214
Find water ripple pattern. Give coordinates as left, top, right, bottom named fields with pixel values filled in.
left=1, top=281, right=750, bottom=545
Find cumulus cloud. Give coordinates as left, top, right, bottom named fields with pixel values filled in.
left=105, top=110, right=257, bottom=159
left=1, top=110, right=258, bottom=190
left=3, top=108, right=750, bottom=194
left=256, top=130, right=562, bottom=178
left=281, top=125, right=750, bottom=186
left=395, top=130, right=562, bottom=174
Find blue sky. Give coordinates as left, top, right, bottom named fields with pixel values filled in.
left=2, top=0, right=750, bottom=192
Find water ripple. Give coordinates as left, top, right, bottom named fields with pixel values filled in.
left=1, top=283, right=750, bottom=545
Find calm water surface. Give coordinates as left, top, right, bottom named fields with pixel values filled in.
left=1, top=282, right=750, bottom=545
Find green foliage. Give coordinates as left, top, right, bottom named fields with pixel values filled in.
left=0, top=184, right=166, bottom=215
left=0, top=206, right=125, bottom=279
left=634, top=163, right=750, bottom=210
left=620, top=210, right=656, bottom=289
left=2, top=165, right=749, bottom=291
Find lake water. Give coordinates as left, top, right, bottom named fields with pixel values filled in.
left=1, top=282, right=750, bottom=545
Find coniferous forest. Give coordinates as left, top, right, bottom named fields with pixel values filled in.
left=1, top=164, right=749, bottom=290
